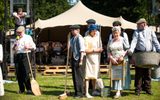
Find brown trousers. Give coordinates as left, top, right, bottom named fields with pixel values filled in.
left=135, top=67, right=151, bottom=92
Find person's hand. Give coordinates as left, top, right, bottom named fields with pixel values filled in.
left=0, top=60, right=2, bottom=63
left=118, top=56, right=124, bottom=63
left=99, top=48, right=103, bottom=52
left=24, top=45, right=31, bottom=50
left=94, top=48, right=103, bottom=53
left=110, top=57, right=118, bottom=65
left=13, top=44, right=18, bottom=50
left=127, top=49, right=133, bottom=56
left=79, top=60, right=83, bottom=66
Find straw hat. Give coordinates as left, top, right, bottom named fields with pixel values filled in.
left=16, top=26, right=25, bottom=32
left=136, top=18, right=147, bottom=24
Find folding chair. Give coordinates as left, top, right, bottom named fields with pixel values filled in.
left=109, top=60, right=126, bottom=89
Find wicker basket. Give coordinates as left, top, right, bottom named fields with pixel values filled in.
left=133, top=52, right=160, bottom=68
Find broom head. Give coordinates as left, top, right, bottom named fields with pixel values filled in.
left=58, top=92, right=67, bottom=100
left=31, top=78, right=41, bottom=96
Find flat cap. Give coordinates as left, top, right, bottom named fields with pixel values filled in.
left=16, top=26, right=25, bottom=32
left=113, top=21, right=121, bottom=26
left=69, top=24, right=80, bottom=29
left=136, top=18, right=147, bottom=24
left=88, top=24, right=97, bottom=31
left=86, top=19, right=96, bottom=24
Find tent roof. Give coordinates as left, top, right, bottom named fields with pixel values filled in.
left=30, top=1, right=137, bottom=29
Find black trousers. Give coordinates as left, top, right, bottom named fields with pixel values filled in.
left=14, top=53, right=31, bottom=92
left=135, top=67, right=151, bottom=92
left=71, top=58, right=84, bottom=96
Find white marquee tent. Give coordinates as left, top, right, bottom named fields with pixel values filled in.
left=29, top=1, right=137, bottom=30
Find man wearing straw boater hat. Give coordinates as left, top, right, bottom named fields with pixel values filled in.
left=129, top=18, right=160, bottom=96
left=69, top=25, right=85, bottom=98
left=13, top=26, right=36, bottom=94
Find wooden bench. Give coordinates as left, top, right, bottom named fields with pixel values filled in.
left=43, top=66, right=71, bottom=75
left=43, top=65, right=109, bottom=75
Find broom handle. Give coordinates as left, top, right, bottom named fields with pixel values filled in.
left=26, top=52, right=34, bottom=79
left=64, top=33, right=70, bottom=92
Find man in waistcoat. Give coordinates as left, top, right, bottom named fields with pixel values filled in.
left=69, top=25, right=85, bottom=98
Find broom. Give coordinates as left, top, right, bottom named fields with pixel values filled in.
left=58, top=33, right=70, bottom=100
left=26, top=52, right=41, bottom=96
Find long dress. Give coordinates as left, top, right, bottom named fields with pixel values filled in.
left=84, top=35, right=102, bottom=79
left=107, top=37, right=131, bottom=90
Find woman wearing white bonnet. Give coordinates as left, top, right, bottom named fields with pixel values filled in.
left=107, top=25, right=130, bottom=98
left=112, top=26, right=121, bottom=33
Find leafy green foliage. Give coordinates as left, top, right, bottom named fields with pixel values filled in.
left=34, top=0, right=71, bottom=20
left=0, top=0, right=71, bottom=30
left=0, top=1, right=4, bottom=31
left=81, top=0, right=159, bottom=25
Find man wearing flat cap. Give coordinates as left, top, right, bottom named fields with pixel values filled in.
left=86, top=19, right=96, bottom=24
left=129, top=18, right=160, bottom=96
left=13, top=26, right=36, bottom=94
left=69, top=24, right=85, bottom=98
left=85, top=19, right=100, bottom=37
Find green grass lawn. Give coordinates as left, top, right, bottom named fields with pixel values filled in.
left=0, top=71, right=160, bottom=100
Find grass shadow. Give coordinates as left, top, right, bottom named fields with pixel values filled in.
left=5, top=89, right=17, bottom=94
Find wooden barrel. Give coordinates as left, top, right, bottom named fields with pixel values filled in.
left=133, top=52, right=160, bottom=68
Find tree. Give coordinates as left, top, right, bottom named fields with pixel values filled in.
left=0, top=0, right=71, bottom=30
left=81, top=0, right=159, bottom=25
left=34, top=0, right=71, bottom=20
left=0, top=1, right=4, bottom=31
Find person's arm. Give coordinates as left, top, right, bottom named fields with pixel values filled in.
left=109, top=33, right=112, bottom=42
left=84, top=37, right=93, bottom=54
left=107, top=40, right=118, bottom=64
left=0, top=44, right=3, bottom=63
left=79, top=36, right=85, bottom=65
left=123, top=32, right=130, bottom=50
left=19, top=12, right=27, bottom=18
left=151, top=31, right=160, bottom=52
left=12, top=12, right=20, bottom=19
left=24, top=36, right=36, bottom=50
left=129, top=31, right=138, bottom=53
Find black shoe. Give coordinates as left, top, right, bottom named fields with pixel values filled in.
left=135, top=91, right=140, bottom=96
left=17, top=90, right=24, bottom=94
left=26, top=90, right=33, bottom=94
left=74, top=95, right=83, bottom=99
left=74, top=96, right=81, bottom=99
left=142, top=88, right=146, bottom=91
left=146, top=91, right=153, bottom=95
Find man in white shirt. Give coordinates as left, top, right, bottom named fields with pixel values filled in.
left=0, top=44, right=4, bottom=96
left=13, top=26, right=36, bottom=94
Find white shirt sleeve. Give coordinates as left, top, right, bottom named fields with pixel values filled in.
left=130, top=31, right=138, bottom=53
left=12, top=12, right=18, bottom=17
left=28, top=36, right=36, bottom=50
left=0, top=45, right=3, bottom=62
